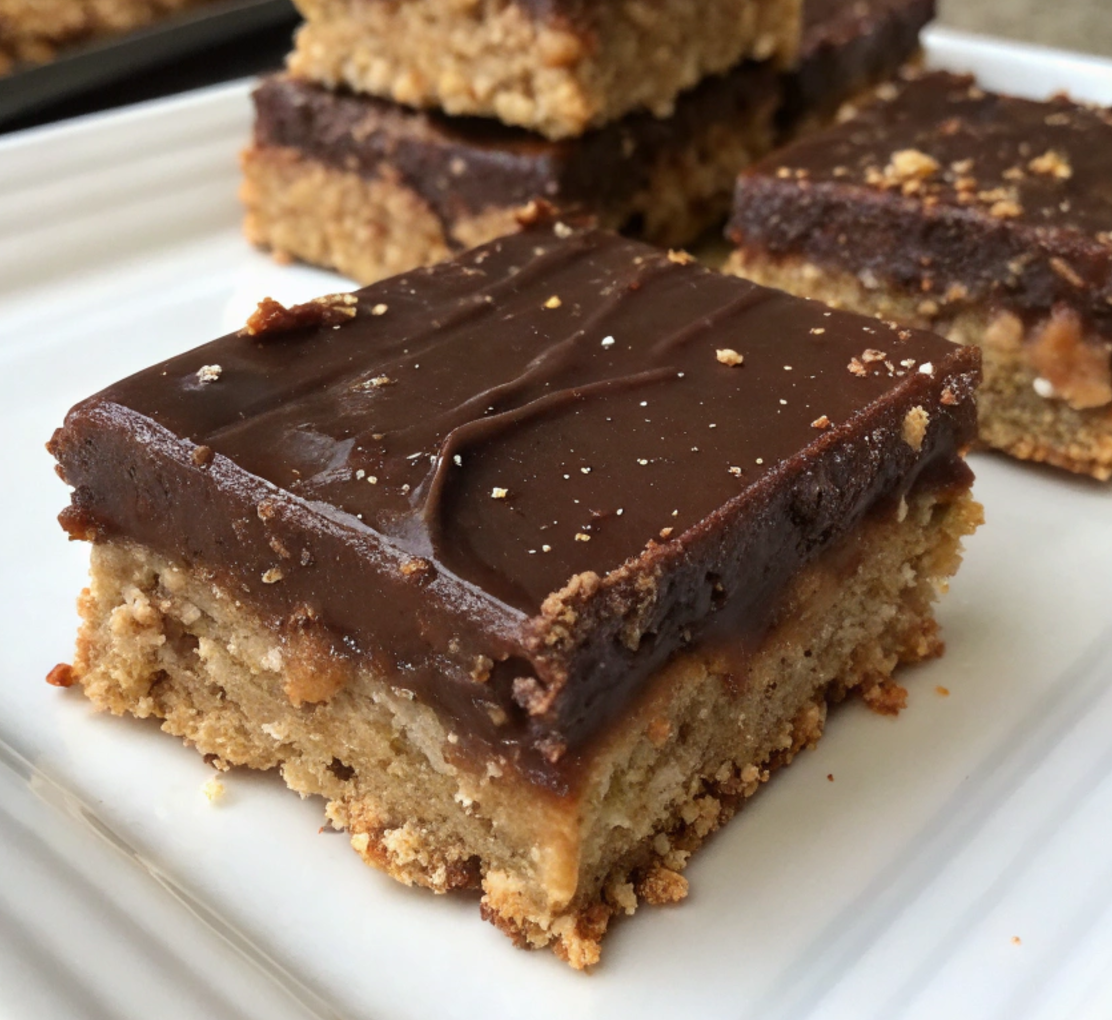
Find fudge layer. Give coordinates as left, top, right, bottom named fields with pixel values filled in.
left=242, top=0, right=931, bottom=286
left=286, top=0, right=800, bottom=140
left=51, top=223, right=981, bottom=966
left=0, top=0, right=220, bottom=74
left=727, top=71, right=1112, bottom=480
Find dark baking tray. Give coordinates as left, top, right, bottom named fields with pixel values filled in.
left=0, top=0, right=298, bottom=128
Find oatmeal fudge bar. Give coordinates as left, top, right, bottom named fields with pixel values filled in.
left=241, top=63, right=780, bottom=283
left=781, top=0, right=934, bottom=137
left=50, top=219, right=981, bottom=967
left=727, top=72, right=1112, bottom=480
left=241, top=0, right=933, bottom=286
left=0, top=0, right=221, bottom=74
left=286, top=0, right=801, bottom=139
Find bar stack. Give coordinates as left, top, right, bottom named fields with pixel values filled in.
left=242, top=0, right=935, bottom=285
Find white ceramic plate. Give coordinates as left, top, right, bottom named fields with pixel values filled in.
left=2, top=28, right=1111, bottom=1020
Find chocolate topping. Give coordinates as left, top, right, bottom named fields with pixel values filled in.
left=50, top=225, right=979, bottom=792
left=730, top=71, right=1112, bottom=338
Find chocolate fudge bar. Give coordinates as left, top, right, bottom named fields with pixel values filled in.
left=727, top=71, right=1112, bottom=480
left=286, top=0, right=800, bottom=140
left=242, top=0, right=932, bottom=287
left=50, top=220, right=982, bottom=967
left=0, top=0, right=221, bottom=74
left=782, top=0, right=934, bottom=137
left=241, top=63, right=780, bottom=283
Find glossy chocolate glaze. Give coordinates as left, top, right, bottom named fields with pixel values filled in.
left=782, top=0, right=933, bottom=130
left=51, top=225, right=979, bottom=792
left=251, top=61, right=778, bottom=238
left=730, top=71, right=1112, bottom=338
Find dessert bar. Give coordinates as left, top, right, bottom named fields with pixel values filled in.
left=727, top=71, right=1112, bottom=479
left=286, top=0, right=801, bottom=140
left=242, top=0, right=932, bottom=285
left=241, top=63, right=779, bottom=283
left=50, top=219, right=982, bottom=966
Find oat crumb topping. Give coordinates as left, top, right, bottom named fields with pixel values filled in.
left=491, top=487, right=509, bottom=499
left=1028, top=149, right=1072, bottom=179
left=196, top=364, right=222, bottom=383
left=543, top=295, right=562, bottom=309
left=811, top=416, right=832, bottom=429
left=716, top=348, right=744, bottom=366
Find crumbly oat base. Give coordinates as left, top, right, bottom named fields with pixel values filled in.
left=726, top=249, right=1112, bottom=480
left=240, top=104, right=772, bottom=285
left=70, top=485, right=979, bottom=967
left=287, top=0, right=798, bottom=140
left=0, top=0, right=217, bottom=73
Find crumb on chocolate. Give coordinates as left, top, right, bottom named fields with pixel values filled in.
left=1050, top=257, right=1086, bottom=288
left=544, top=295, right=562, bottom=310
left=191, top=445, right=214, bottom=467
left=716, top=348, right=744, bottom=366
left=470, top=655, right=493, bottom=683
left=882, top=148, right=940, bottom=188
left=240, top=293, right=358, bottom=337
left=46, top=663, right=76, bottom=687
left=667, top=249, right=695, bottom=266
left=811, top=415, right=831, bottom=430
left=1028, top=149, right=1072, bottom=179
left=575, top=532, right=591, bottom=542
left=940, top=388, right=958, bottom=406
left=262, top=567, right=284, bottom=584
left=990, top=199, right=1023, bottom=219
left=848, top=357, right=867, bottom=377
left=902, top=405, right=930, bottom=451
left=491, top=487, right=509, bottom=499
left=196, top=364, right=222, bottom=384
left=862, top=349, right=887, bottom=363
left=371, top=303, right=388, bottom=316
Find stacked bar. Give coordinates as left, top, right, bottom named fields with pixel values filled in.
left=242, top=0, right=934, bottom=285
left=727, top=71, right=1112, bottom=480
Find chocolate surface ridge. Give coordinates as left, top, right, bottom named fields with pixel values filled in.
left=51, top=225, right=979, bottom=791
left=252, top=63, right=778, bottom=234
left=730, top=71, right=1112, bottom=338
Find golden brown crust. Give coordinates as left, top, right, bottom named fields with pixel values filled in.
left=67, top=484, right=979, bottom=967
